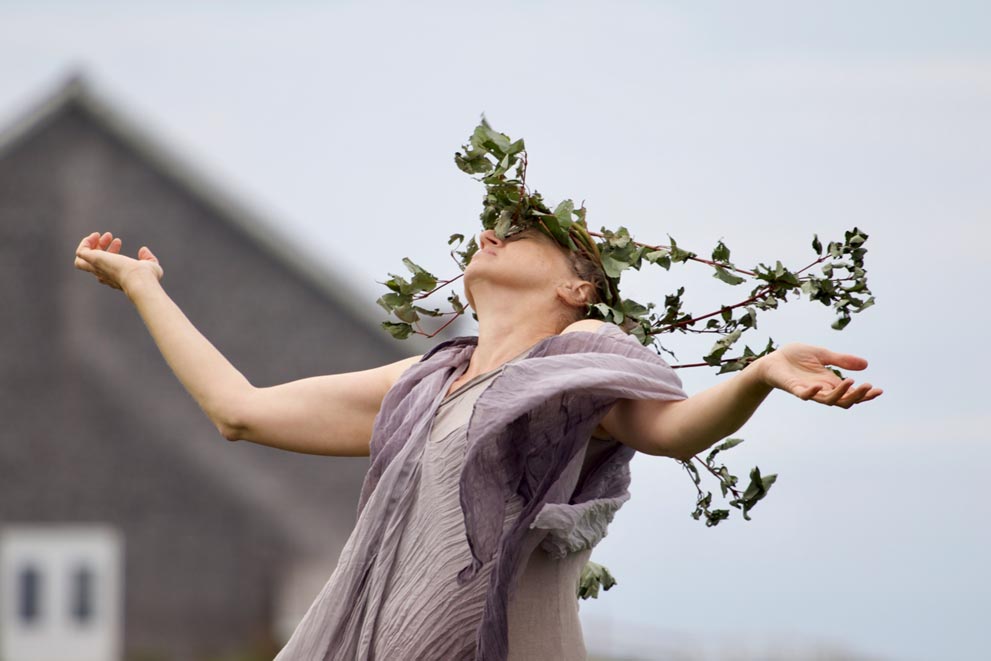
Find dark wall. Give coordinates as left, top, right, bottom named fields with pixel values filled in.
left=0, top=100, right=413, bottom=660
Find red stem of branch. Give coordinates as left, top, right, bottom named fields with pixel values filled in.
left=692, top=455, right=742, bottom=499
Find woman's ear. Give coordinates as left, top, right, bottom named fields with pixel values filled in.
left=556, top=280, right=595, bottom=309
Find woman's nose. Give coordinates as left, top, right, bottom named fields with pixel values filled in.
left=479, top=229, right=503, bottom=249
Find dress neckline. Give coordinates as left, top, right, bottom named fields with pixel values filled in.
left=440, top=340, right=543, bottom=405
left=440, top=351, right=527, bottom=406
left=439, top=323, right=618, bottom=405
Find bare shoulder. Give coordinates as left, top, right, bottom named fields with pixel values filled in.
left=560, top=319, right=607, bottom=334
left=560, top=318, right=611, bottom=438
left=381, top=354, right=424, bottom=389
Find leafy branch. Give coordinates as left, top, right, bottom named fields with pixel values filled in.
left=372, top=117, right=876, bottom=598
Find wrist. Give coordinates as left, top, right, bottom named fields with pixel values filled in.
left=742, top=356, right=774, bottom=395
left=123, top=271, right=161, bottom=300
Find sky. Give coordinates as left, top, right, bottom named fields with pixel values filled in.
left=1, top=1, right=988, bottom=659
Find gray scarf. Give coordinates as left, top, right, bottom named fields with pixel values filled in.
left=275, top=323, right=688, bottom=660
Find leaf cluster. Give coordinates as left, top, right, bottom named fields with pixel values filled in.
left=684, top=437, right=778, bottom=526
left=371, top=117, right=878, bottom=597
left=577, top=560, right=617, bottom=600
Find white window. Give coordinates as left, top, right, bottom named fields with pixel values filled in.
left=0, top=524, right=122, bottom=661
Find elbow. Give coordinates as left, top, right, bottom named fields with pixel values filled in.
left=213, top=393, right=252, bottom=443
left=214, top=412, right=244, bottom=442
left=666, top=448, right=696, bottom=462
left=218, top=421, right=243, bottom=443
left=651, top=433, right=696, bottom=461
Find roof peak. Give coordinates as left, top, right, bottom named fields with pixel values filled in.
left=0, top=68, right=437, bottom=355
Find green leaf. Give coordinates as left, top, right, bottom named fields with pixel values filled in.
left=553, top=199, right=575, bottom=229
left=447, top=291, right=465, bottom=314
left=600, top=254, right=630, bottom=279
left=392, top=303, right=420, bottom=323
left=733, top=466, right=777, bottom=520
left=644, top=249, right=671, bottom=270
left=454, top=149, right=493, bottom=175
left=713, top=264, right=746, bottom=286
left=455, top=236, right=479, bottom=269
left=413, top=305, right=443, bottom=317
left=402, top=258, right=438, bottom=293
left=577, top=560, right=617, bottom=600
left=831, top=314, right=852, bottom=330
left=382, top=321, right=413, bottom=339
left=494, top=210, right=514, bottom=238
left=382, top=273, right=411, bottom=295
left=712, top=240, right=731, bottom=262
left=703, top=328, right=743, bottom=365
left=601, top=226, right=632, bottom=249
left=705, top=437, right=746, bottom=466
left=375, top=292, right=410, bottom=314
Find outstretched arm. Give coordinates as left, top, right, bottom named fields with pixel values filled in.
left=74, top=231, right=422, bottom=456
left=598, top=342, right=884, bottom=460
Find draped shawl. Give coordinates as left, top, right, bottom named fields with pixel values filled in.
left=276, top=322, right=688, bottom=661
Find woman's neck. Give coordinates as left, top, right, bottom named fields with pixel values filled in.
left=464, top=295, right=563, bottom=380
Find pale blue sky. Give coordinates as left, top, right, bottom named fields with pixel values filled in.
left=2, top=2, right=987, bottom=659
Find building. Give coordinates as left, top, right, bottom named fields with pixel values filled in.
left=0, top=71, right=441, bottom=661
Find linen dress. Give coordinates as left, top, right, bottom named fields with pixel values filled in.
left=274, top=322, right=689, bottom=660
left=367, top=351, right=606, bottom=660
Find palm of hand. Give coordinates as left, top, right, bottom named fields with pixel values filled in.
left=74, top=231, right=164, bottom=291
left=760, top=342, right=883, bottom=408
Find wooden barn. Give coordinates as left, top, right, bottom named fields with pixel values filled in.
left=0, top=71, right=440, bottom=661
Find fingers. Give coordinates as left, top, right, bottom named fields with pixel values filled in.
left=77, top=231, right=123, bottom=255
left=814, top=380, right=884, bottom=408
left=75, top=231, right=128, bottom=270
left=812, top=378, right=856, bottom=406
left=823, top=348, right=868, bottom=371
left=843, top=384, right=883, bottom=406
left=76, top=232, right=99, bottom=253
left=74, top=255, right=96, bottom=274
left=832, top=382, right=868, bottom=408
left=76, top=232, right=158, bottom=262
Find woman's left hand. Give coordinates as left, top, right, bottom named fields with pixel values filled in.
left=756, top=342, right=883, bottom=408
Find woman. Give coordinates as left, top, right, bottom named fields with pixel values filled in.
left=74, top=227, right=882, bottom=660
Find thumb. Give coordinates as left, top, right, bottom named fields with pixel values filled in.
left=138, top=246, right=159, bottom=262
left=822, top=348, right=868, bottom=371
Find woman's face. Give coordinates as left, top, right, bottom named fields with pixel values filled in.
left=462, top=225, right=588, bottom=313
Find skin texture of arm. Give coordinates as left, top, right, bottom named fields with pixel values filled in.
left=597, top=360, right=774, bottom=460
left=562, top=319, right=882, bottom=460
left=75, top=230, right=423, bottom=457
left=123, top=274, right=426, bottom=456
left=76, top=230, right=878, bottom=460
left=228, top=354, right=423, bottom=456
left=127, top=272, right=429, bottom=456
left=122, top=274, right=253, bottom=440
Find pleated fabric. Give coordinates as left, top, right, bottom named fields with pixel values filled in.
left=371, top=350, right=590, bottom=659
left=274, top=322, right=689, bottom=660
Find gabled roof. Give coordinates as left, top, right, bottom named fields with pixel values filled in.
left=0, top=69, right=442, bottom=558
left=0, top=69, right=436, bottom=356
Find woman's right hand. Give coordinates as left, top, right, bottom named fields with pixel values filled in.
left=74, top=231, right=164, bottom=293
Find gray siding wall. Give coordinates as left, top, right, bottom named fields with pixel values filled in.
left=0, top=102, right=413, bottom=660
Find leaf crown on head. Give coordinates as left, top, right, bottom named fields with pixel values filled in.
left=453, top=117, right=620, bottom=304
left=374, top=116, right=878, bottom=529
left=449, top=116, right=670, bottom=343
left=376, top=116, right=873, bottom=362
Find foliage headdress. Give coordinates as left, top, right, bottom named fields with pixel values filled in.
left=375, top=116, right=875, bottom=571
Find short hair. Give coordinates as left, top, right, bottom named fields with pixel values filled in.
left=558, top=247, right=608, bottom=326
